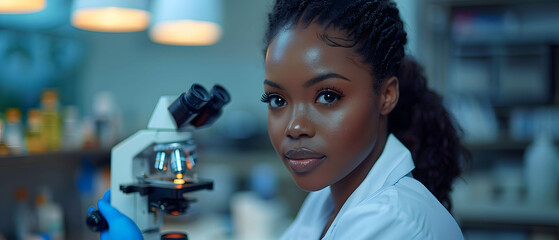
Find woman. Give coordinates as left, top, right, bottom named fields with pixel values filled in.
left=263, top=0, right=466, bottom=239
left=93, top=0, right=468, bottom=239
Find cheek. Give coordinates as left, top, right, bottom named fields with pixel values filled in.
left=318, top=101, right=379, bottom=157
left=267, top=111, right=286, bottom=151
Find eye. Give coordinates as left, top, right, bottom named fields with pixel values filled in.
left=269, top=95, right=287, bottom=109
left=261, top=93, right=287, bottom=109
left=315, top=90, right=341, bottom=104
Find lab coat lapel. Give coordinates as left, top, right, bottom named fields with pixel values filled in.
left=336, top=134, right=415, bottom=215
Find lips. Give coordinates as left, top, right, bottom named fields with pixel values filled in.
left=284, top=148, right=326, bottom=173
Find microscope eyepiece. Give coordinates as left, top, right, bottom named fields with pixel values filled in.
left=168, top=84, right=210, bottom=128
left=184, top=84, right=210, bottom=109
left=190, top=85, right=231, bottom=128
left=209, top=85, right=231, bottom=109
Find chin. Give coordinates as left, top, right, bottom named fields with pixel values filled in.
left=291, top=172, right=330, bottom=192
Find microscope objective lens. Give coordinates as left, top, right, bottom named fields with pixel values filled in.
left=155, top=151, right=167, bottom=171
left=170, top=148, right=186, bottom=174
left=186, top=151, right=197, bottom=170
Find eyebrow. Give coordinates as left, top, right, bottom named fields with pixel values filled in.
left=264, top=80, right=284, bottom=89
left=303, top=73, right=350, bottom=88
left=264, top=72, right=350, bottom=90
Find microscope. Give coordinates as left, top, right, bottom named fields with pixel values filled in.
left=87, top=83, right=230, bottom=240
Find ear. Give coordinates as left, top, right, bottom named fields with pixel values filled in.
left=379, top=76, right=399, bottom=115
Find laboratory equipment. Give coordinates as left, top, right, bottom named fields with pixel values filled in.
left=87, top=83, right=230, bottom=239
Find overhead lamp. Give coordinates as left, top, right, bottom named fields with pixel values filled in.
left=0, top=0, right=69, bottom=30
left=150, top=0, right=223, bottom=46
left=0, top=0, right=45, bottom=14
left=71, top=0, right=150, bottom=32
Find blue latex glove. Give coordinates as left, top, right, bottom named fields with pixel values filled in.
left=88, top=190, right=143, bottom=240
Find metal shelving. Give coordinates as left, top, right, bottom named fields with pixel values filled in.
left=426, top=0, right=559, bottom=238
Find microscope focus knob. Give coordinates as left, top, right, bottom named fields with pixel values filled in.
left=86, top=210, right=109, bottom=232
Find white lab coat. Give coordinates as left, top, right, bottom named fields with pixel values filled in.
left=280, top=134, right=464, bottom=240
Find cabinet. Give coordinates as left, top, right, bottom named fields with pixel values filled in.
left=0, top=151, right=110, bottom=240
left=424, top=0, right=559, bottom=238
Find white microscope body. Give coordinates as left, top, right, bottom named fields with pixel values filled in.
left=104, top=84, right=230, bottom=240
left=111, top=96, right=190, bottom=239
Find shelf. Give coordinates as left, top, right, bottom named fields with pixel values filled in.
left=452, top=42, right=549, bottom=58
left=0, top=149, right=111, bottom=167
left=454, top=202, right=559, bottom=232
left=452, top=34, right=559, bottom=47
left=430, top=0, right=558, bottom=7
left=465, top=140, right=530, bottom=151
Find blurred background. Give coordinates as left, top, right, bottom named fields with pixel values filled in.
left=0, top=0, right=557, bottom=240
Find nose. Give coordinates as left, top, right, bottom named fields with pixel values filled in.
left=285, top=104, right=315, bottom=139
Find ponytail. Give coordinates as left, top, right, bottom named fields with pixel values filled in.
left=389, top=58, right=469, bottom=211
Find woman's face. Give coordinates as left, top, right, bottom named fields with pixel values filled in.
left=264, top=23, right=387, bottom=191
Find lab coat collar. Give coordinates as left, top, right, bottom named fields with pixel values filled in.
left=334, top=133, right=415, bottom=212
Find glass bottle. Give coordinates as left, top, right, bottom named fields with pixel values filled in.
left=26, top=109, right=46, bottom=154
left=0, top=119, right=9, bottom=156
left=41, top=90, right=61, bottom=151
left=5, top=108, right=25, bottom=154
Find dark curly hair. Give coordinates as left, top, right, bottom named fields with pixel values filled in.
left=264, top=0, right=469, bottom=211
